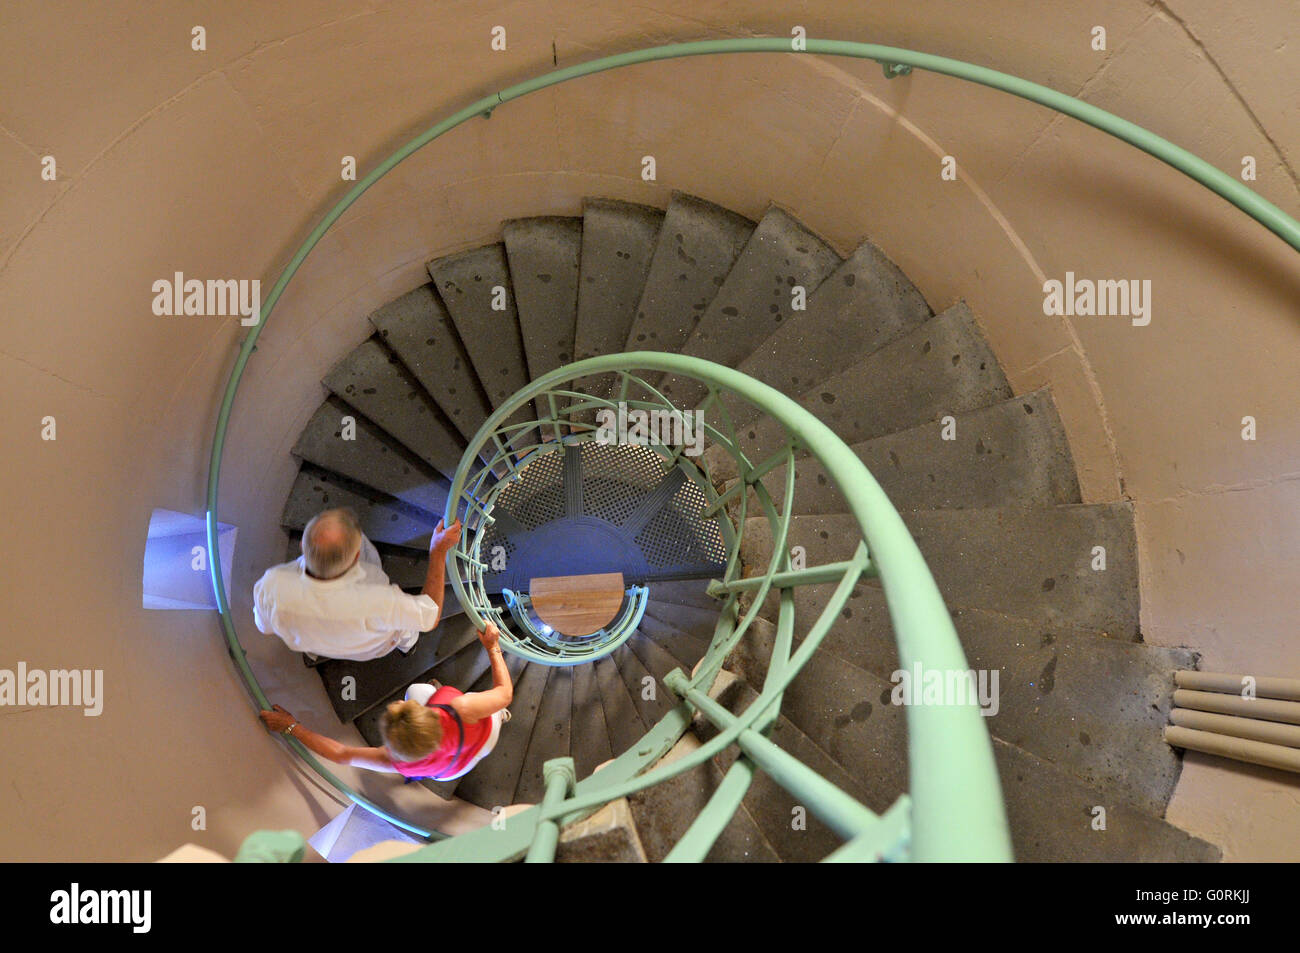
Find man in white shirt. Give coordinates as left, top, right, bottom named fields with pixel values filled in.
left=253, top=508, right=462, bottom=662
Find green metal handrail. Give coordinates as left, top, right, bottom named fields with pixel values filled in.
left=204, top=36, right=1300, bottom=856
left=428, top=352, right=1009, bottom=862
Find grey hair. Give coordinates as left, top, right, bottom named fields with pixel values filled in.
left=301, top=508, right=363, bottom=579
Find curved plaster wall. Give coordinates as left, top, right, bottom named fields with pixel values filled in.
left=0, top=0, right=1295, bottom=861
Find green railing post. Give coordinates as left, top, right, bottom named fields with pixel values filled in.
left=524, top=758, right=577, bottom=863
left=664, top=669, right=880, bottom=839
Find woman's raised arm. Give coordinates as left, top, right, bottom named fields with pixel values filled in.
left=450, top=623, right=513, bottom=722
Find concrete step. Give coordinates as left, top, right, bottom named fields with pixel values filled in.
left=281, top=467, right=434, bottom=550
left=556, top=797, right=648, bottom=862
left=368, top=284, right=494, bottom=444
left=454, top=661, right=551, bottom=811
left=995, top=736, right=1220, bottom=862
left=513, top=667, right=574, bottom=804
left=322, top=336, right=466, bottom=479
left=426, top=243, right=534, bottom=443
left=502, top=216, right=581, bottom=380
left=626, top=192, right=755, bottom=379
left=571, top=198, right=664, bottom=410
left=771, top=577, right=1192, bottom=816
left=740, top=505, right=1139, bottom=638
left=724, top=621, right=1218, bottom=860
left=752, top=388, right=1081, bottom=515
left=643, top=599, right=727, bottom=641
left=625, top=736, right=781, bottom=862
left=627, top=627, right=698, bottom=698
left=292, top=396, right=452, bottom=516
left=743, top=577, right=1196, bottom=816
left=634, top=613, right=711, bottom=673
left=502, top=216, right=581, bottom=425
left=570, top=662, right=615, bottom=781
left=593, top=654, right=649, bottom=757
left=613, top=640, right=678, bottom=729
left=729, top=237, right=933, bottom=428
left=660, top=206, right=842, bottom=407
left=728, top=302, right=1011, bottom=469
left=574, top=198, right=664, bottom=365
left=645, top=577, right=722, bottom=611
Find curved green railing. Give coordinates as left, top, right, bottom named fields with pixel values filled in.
left=431, top=352, right=1008, bottom=861
left=204, top=36, right=1300, bottom=856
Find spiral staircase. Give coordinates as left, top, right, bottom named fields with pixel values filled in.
left=271, top=191, right=1220, bottom=862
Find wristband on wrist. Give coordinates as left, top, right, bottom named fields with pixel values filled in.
left=283, top=722, right=299, bottom=736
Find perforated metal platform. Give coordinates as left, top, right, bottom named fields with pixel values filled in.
left=478, top=442, right=726, bottom=593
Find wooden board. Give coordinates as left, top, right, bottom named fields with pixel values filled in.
left=530, top=572, right=626, bottom=637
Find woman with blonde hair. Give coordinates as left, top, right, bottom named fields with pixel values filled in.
left=259, top=622, right=512, bottom=781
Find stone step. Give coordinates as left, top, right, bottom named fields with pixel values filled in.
left=368, top=283, right=494, bottom=444
left=574, top=198, right=664, bottom=365
left=627, top=628, right=697, bottom=701
left=660, top=206, right=842, bottom=408
left=502, top=216, right=581, bottom=422
left=454, top=660, right=551, bottom=812
left=281, top=467, right=434, bottom=550
left=513, top=666, right=574, bottom=805
left=753, top=388, right=1081, bottom=515
left=556, top=797, right=648, bottom=862
left=643, top=599, right=727, bottom=642
left=995, top=736, right=1220, bottom=862
left=723, top=621, right=1218, bottom=860
left=644, top=577, right=722, bottom=611
left=779, top=578, right=1193, bottom=816
left=570, top=198, right=664, bottom=409
left=502, top=216, right=581, bottom=380
left=634, top=613, right=712, bottom=674
left=322, top=336, right=467, bottom=479
left=740, top=506, right=1139, bottom=638
left=625, top=192, right=755, bottom=381
left=724, top=302, right=1011, bottom=471
left=570, top=662, right=615, bottom=782
left=625, top=736, right=780, bottom=862
left=729, top=237, right=933, bottom=428
left=292, top=396, right=452, bottom=516
left=426, top=243, right=534, bottom=444
left=593, top=654, right=649, bottom=758
left=612, top=640, right=678, bottom=729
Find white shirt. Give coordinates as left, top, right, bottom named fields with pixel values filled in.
left=253, top=545, right=440, bottom=662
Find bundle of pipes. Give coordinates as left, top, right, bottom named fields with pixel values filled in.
left=1164, top=671, right=1300, bottom=774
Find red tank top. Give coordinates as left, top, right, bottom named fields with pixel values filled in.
left=390, top=686, right=494, bottom=779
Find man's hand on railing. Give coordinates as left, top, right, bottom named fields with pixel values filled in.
left=478, top=621, right=501, bottom=650
left=429, top=518, right=462, bottom=555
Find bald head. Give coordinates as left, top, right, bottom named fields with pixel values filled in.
left=302, top=508, right=363, bottom=579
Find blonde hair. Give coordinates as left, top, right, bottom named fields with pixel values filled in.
left=379, top=699, right=443, bottom=762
